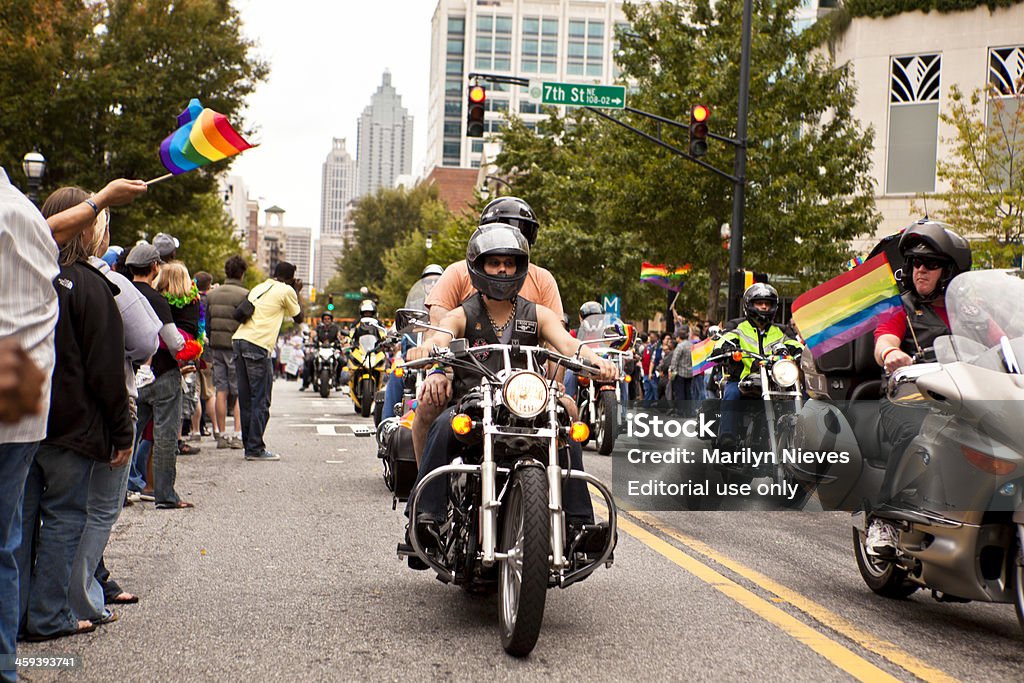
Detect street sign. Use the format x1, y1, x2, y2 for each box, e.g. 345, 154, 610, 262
533, 81, 626, 109
602, 294, 621, 316
343, 292, 363, 301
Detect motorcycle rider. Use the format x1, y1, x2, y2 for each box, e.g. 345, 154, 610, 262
714, 283, 803, 450
415, 196, 564, 464
563, 300, 604, 401
866, 220, 972, 555
381, 264, 444, 420
405, 224, 616, 564
301, 312, 342, 390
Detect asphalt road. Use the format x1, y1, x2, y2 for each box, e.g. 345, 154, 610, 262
16, 379, 1024, 681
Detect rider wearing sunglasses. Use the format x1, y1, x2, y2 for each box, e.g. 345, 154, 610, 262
867, 220, 972, 555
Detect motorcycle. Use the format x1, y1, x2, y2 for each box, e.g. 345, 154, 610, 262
397, 332, 617, 657
700, 345, 803, 489
791, 270, 1024, 630
573, 313, 631, 455
347, 320, 389, 418
310, 342, 343, 399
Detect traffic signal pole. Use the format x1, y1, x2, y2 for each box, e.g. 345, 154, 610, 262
727, 0, 753, 321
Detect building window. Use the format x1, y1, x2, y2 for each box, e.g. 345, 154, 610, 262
987, 46, 1024, 187
886, 54, 941, 194
444, 121, 461, 137
567, 19, 604, 78
444, 99, 462, 116
475, 14, 513, 71
447, 39, 464, 55
448, 17, 465, 35
486, 98, 508, 113
445, 79, 462, 97
520, 100, 539, 114
521, 16, 558, 74
471, 140, 484, 153
446, 58, 463, 75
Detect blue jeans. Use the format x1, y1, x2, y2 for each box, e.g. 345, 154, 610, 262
719, 381, 742, 439
69, 450, 132, 621
127, 438, 151, 493
408, 407, 594, 523
17, 444, 92, 637
563, 369, 578, 401
234, 339, 273, 456
381, 372, 404, 420
0, 442, 37, 681
642, 376, 659, 407
136, 368, 183, 506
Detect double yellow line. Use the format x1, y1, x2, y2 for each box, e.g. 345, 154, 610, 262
594, 502, 958, 683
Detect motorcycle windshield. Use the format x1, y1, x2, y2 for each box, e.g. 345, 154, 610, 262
576, 313, 622, 343
358, 334, 377, 352
403, 275, 440, 312
938, 270, 1024, 372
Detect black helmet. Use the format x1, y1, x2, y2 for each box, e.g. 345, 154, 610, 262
897, 220, 971, 297
421, 263, 444, 278
579, 301, 602, 320
321, 311, 334, 321
465, 223, 530, 301
479, 196, 540, 246
742, 283, 779, 327
359, 299, 377, 317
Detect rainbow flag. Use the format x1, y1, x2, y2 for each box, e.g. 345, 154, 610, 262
791, 253, 902, 359
640, 262, 691, 292
159, 98, 253, 175
690, 337, 716, 374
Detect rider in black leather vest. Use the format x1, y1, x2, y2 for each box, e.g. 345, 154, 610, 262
452, 293, 538, 398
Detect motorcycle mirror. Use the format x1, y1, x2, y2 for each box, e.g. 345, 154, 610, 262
411, 320, 455, 340
395, 308, 428, 331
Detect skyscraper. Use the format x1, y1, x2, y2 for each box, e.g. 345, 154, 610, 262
425, 0, 630, 171
357, 71, 414, 198
320, 138, 358, 239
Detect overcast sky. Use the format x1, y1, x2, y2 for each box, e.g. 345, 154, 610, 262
230, 0, 435, 233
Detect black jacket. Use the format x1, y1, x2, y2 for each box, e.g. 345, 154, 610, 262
45, 261, 133, 461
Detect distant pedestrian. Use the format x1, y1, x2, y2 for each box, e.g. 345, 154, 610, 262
232, 261, 303, 461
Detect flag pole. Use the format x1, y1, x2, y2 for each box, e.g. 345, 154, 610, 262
145, 172, 174, 185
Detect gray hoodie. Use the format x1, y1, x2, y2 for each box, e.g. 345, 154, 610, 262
89, 256, 162, 397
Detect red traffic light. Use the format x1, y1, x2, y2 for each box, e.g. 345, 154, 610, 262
691, 104, 709, 123
469, 85, 486, 104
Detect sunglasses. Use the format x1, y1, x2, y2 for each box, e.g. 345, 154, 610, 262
909, 257, 944, 271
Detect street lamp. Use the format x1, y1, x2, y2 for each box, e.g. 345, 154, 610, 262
481, 175, 512, 200
22, 151, 46, 204
425, 231, 434, 250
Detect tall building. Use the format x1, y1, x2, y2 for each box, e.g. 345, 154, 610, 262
357, 71, 414, 198
320, 138, 358, 238
425, 0, 630, 171
313, 236, 346, 293
259, 206, 312, 298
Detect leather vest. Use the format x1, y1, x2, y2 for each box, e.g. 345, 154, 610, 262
898, 292, 949, 358
453, 294, 539, 398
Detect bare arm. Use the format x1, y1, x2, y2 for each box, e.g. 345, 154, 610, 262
429, 304, 451, 326
407, 308, 466, 361
537, 306, 616, 380
46, 179, 147, 245
875, 333, 912, 374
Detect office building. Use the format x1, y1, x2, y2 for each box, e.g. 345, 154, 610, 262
320, 138, 358, 239
357, 71, 414, 198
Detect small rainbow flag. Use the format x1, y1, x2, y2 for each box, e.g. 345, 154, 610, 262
690, 337, 716, 374
844, 256, 864, 271
791, 253, 902, 359
159, 98, 253, 175
640, 262, 691, 292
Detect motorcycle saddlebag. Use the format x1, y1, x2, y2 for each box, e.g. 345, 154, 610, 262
387, 426, 418, 501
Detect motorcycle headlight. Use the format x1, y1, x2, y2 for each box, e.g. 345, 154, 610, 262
502, 371, 549, 419
771, 358, 800, 388
319, 348, 333, 359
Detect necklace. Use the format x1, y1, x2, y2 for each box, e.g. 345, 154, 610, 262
485, 297, 517, 334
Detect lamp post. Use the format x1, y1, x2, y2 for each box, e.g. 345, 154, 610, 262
22, 151, 46, 205
480, 175, 512, 200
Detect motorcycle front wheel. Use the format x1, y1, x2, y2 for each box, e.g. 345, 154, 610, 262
852, 527, 918, 599
498, 466, 550, 657
595, 391, 617, 455
319, 369, 331, 399
359, 377, 375, 418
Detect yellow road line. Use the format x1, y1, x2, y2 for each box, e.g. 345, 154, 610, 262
626, 509, 959, 683
593, 497, 958, 683
596, 505, 900, 683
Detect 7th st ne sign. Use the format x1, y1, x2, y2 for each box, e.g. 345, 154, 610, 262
537, 81, 626, 109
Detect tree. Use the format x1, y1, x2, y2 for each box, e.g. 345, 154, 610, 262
935, 85, 1024, 268
494, 0, 879, 320
0, 0, 267, 261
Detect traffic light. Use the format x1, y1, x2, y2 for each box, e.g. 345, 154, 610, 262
310, 287, 317, 303
689, 104, 709, 157
467, 85, 486, 138
327, 294, 335, 311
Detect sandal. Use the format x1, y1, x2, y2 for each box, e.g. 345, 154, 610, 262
155, 500, 195, 509
107, 592, 139, 605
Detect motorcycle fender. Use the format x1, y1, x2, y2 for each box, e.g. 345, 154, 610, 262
596, 384, 617, 393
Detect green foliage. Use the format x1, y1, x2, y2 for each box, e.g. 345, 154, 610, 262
844, 0, 1020, 19
494, 0, 878, 320
933, 86, 1024, 268
0, 0, 267, 263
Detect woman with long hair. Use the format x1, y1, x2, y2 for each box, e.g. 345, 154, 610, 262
154, 261, 203, 456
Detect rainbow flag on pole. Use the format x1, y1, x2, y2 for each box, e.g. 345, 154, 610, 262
159, 98, 253, 175
640, 262, 691, 292
690, 337, 717, 374
791, 253, 902, 359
